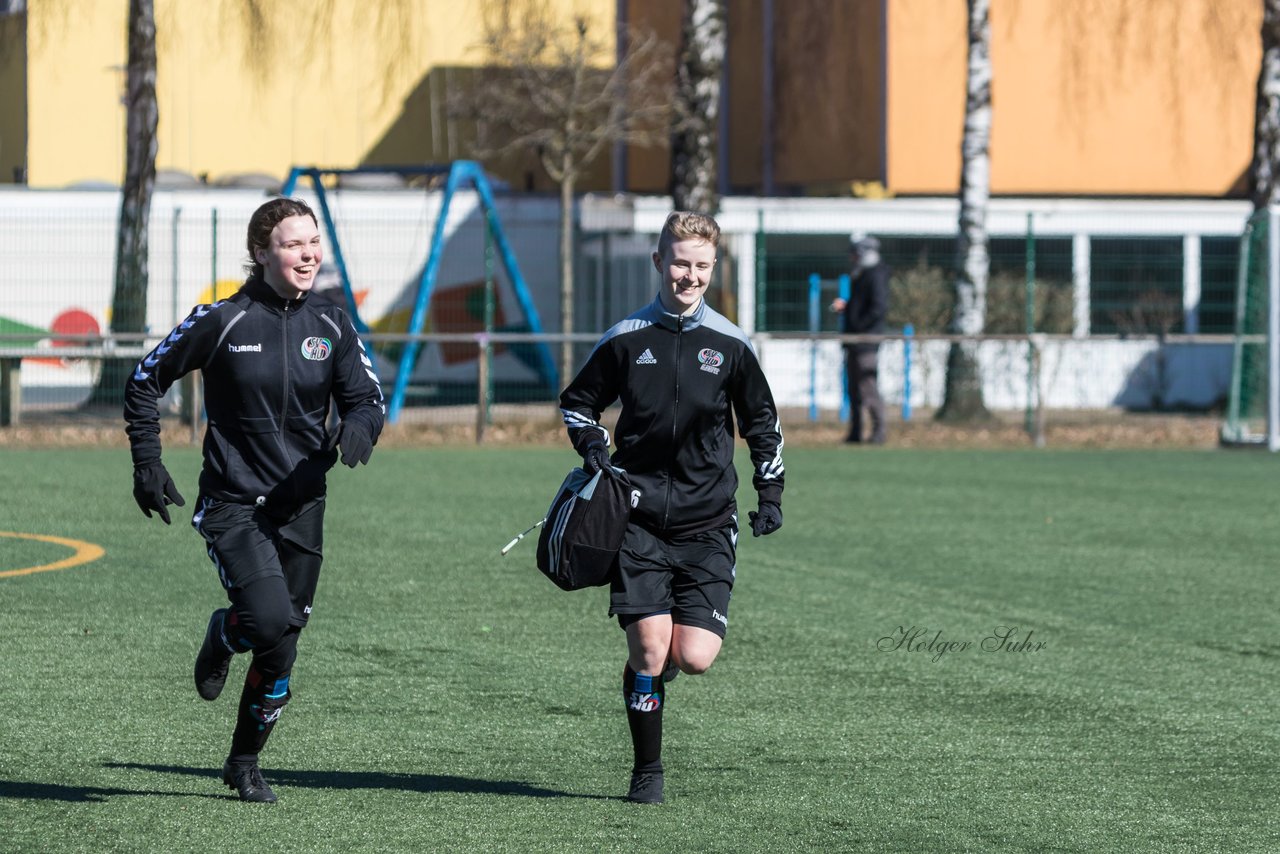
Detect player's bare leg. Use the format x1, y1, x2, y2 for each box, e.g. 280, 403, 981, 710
669, 624, 722, 675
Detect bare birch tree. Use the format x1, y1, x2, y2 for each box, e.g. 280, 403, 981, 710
1252, 0, 1280, 211
937, 0, 993, 422
90, 0, 156, 405
670, 0, 725, 214
464, 0, 676, 383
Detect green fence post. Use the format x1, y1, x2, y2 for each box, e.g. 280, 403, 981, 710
211, 208, 218, 295
171, 206, 182, 329
1025, 212, 1037, 437
478, 220, 496, 443
755, 209, 766, 332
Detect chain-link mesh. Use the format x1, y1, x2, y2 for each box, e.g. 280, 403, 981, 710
0, 193, 1251, 442
1222, 210, 1270, 443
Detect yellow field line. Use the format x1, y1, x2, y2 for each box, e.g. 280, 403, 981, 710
0, 531, 106, 578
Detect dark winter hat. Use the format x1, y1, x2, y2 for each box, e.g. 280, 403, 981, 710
849, 232, 880, 253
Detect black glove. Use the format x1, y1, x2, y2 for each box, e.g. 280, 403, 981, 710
748, 502, 783, 537
132, 461, 185, 525
581, 441, 610, 475
329, 420, 374, 468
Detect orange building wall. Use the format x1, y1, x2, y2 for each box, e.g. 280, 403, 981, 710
887, 0, 1261, 197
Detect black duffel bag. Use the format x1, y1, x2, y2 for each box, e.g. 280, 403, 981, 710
535, 466, 633, 591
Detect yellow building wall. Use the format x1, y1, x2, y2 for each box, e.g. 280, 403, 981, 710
887, 0, 1261, 197
19, 0, 1267, 198
26, 1, 125, 186
24, 0, 617, 189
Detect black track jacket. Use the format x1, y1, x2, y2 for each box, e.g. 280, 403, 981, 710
124, 278, 385, 512
560, 296, 784, 538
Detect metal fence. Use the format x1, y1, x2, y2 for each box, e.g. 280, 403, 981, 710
0, 189, 1254, 440
0, 329, 1234, 450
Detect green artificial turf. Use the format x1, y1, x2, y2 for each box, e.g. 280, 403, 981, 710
1, 446, 1278, 852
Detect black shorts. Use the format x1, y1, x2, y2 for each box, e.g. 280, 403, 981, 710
192, 496, 326, 627
609, 518, 738, 638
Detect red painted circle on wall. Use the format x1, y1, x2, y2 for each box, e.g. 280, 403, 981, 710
50, 309, 100, 346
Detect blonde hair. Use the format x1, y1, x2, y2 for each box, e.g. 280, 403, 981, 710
657, 211, 721, 256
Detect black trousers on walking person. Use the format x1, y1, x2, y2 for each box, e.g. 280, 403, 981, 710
193, 496, 326, 762
845, 345, 885, 444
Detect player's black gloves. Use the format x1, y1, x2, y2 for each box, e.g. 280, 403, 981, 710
133, 461, 185, 525
748, 501, 783, 537
330, 420, 374, 468
581, 441, 610, 475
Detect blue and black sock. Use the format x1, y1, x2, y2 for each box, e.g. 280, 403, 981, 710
623, 664, 664, 774
229, 666, 291, 763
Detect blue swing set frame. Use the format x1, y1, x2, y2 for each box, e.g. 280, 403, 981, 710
281, 161, 559, 423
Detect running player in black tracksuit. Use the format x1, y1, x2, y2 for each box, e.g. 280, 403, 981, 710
560, 211, 785, 804
124, 198, 385, 803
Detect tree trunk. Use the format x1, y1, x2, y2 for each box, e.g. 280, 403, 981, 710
559, 164, 576, 387
91, 0, 158, 406
938, 0, 993, 423
670, 0, 725, 214
1251, 0, 1280, 211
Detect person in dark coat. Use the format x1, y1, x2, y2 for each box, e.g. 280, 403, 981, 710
830, 233, 889, 444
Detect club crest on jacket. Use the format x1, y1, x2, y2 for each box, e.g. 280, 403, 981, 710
698, 348, 723, 374
301, 337, 332, 361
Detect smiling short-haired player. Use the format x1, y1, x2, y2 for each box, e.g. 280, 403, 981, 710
124, 197, 385, 803
559, 210, 785, 804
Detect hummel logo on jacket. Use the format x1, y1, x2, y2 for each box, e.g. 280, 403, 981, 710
124, 278, 385, 513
